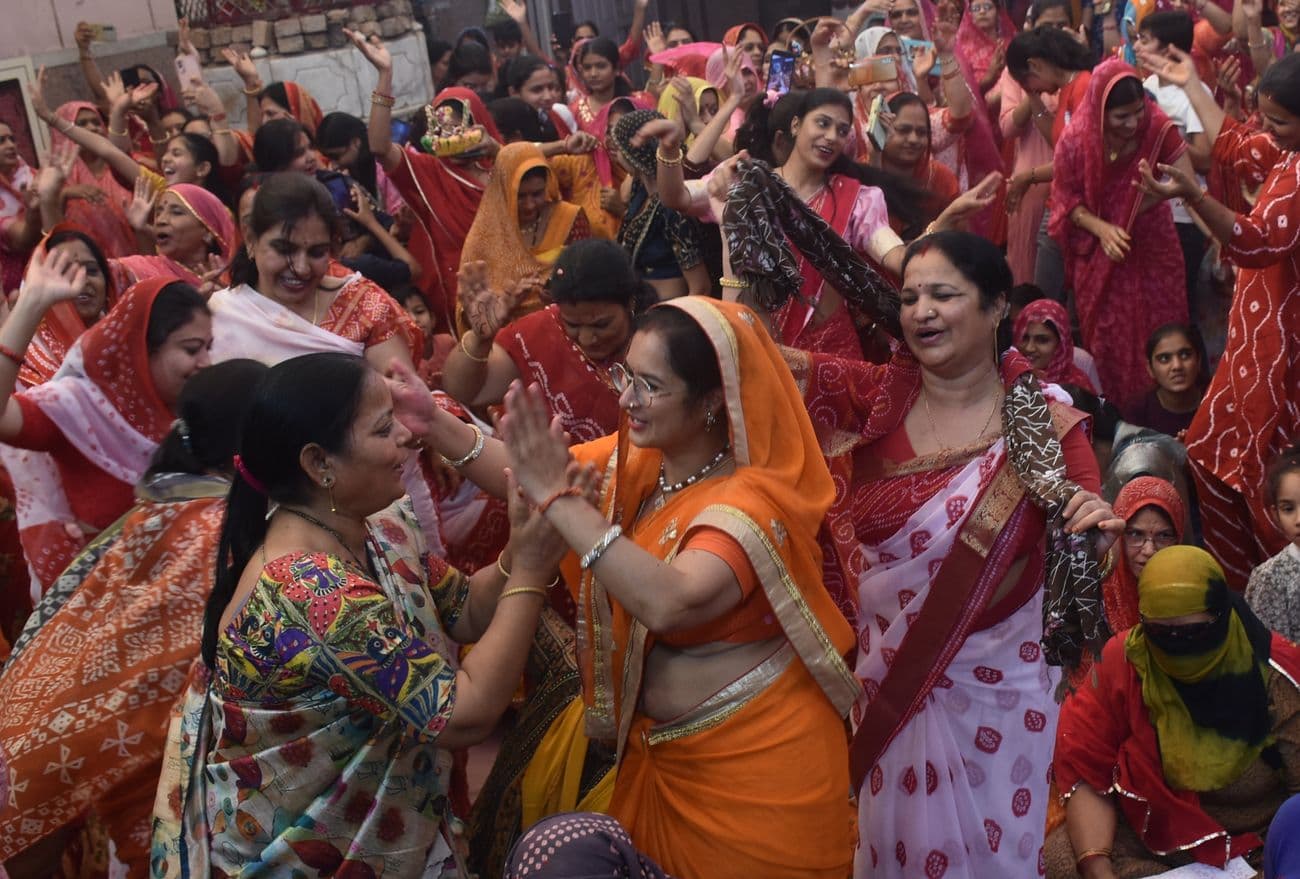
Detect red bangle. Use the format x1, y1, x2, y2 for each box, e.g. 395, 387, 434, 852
0, 343, 24, 365
538, 486, 582, 514
209, 112, 228, 122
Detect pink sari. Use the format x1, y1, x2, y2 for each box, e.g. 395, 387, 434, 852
1048, 60, 1188, 411
567, 40, 653, 186
51, 102, 136, 259
111, 183, 238, 288
0, 159, 34, 292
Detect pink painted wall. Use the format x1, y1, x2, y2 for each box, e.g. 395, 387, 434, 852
0, 0, 178, 58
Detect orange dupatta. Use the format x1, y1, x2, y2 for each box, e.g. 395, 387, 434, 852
458, 142, 582, 332
563, 297, 860, 754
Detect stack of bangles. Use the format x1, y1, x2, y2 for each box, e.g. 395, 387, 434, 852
1075, 848, 1110, 872
580, 525, 622, 570
371, 90, 396, 108
440, 424, 485, 468
656, 146, 683, 166
719, 277, 747, 289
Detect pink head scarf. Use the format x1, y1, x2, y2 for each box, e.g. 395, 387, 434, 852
166, 183, 239, 266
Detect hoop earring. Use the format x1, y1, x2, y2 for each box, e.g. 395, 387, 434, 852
705, 410, 717, 431
322, 474, 336, 513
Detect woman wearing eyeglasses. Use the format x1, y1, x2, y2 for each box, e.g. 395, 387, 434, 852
1047, 546, 1300, 878
419, 297, 858, 879
1102, 475, 1187, 637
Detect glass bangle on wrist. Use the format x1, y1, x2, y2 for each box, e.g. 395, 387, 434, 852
580, 525, 623, 570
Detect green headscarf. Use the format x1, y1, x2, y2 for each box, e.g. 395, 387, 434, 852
1124, 546, 1275, 792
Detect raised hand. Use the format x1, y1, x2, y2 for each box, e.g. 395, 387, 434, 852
1139, 44, 1198, 87
1214, 55, 1243, 102
387, 356, 438, 440
29, 66, 53, 123
644, 21, 667, 55
629, 114, 685, 152
18, 246, 87, 313
670, 77, 701, 131
183, 80, 225, 117
342, 183, 377, 227
102, 70, 128, 107
932, 16, 959, 53
706, 149, 751, 201
501, 0, 529, 25
724, 43, 747, 99
75, 21, 96, 52
500, 380, 574, 504
194, 253, 228, 299
220, 46, 261, 87
344, 28, 392, 72
177, 17, 199, 58
126, 174, 159, 232
129, 82, 160, 115
1241, 0, 1263, 21
35, 144, 77, 197
912, 44, 938, 78
810, 17, 839, 48
458, 260, 515, 342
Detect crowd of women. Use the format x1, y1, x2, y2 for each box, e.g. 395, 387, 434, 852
2, 0, 1300, 875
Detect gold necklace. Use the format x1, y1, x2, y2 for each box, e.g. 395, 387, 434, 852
922, 386, 1002, 451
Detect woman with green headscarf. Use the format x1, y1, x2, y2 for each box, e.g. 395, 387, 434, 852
1046, 546, 1300, 878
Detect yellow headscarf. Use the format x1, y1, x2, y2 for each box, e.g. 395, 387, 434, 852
655, 77, 718, 146
1124, 546, 1274, 792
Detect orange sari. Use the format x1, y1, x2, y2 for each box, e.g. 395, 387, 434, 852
563, 298, 860, 879
0, 476, 227, 872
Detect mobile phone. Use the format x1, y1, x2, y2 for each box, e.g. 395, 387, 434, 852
848, 54, 898, 87
900, 37, 941, 75
390, 117, 411, 146
767, 50, 796, 95
866, 94, 889, 151
317, 171, 353, 213
85, 23, 117, 42
550, 10, 574, 52
174, 52, 202, 89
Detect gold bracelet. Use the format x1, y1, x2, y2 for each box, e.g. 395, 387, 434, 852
655, 145, 684, 166
108, 126, 129, 138
719, 276, 747, 289
57, 118, 74, 134
1074, 847, 1112, 870
370, 90, 396, 108
496, 555, 511, 579
459, 331, 490, 362
242, 83, 264, 96
499, 585, 549, 600
149, 133, 170, 145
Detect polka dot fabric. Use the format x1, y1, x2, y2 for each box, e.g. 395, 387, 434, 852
506, 813, 674, 879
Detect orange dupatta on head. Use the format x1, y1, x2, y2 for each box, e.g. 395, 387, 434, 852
457, 142, 582, 331
564, 298, 860, 754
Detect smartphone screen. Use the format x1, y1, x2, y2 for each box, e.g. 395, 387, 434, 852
866, 95, 889, 151
550, 10, 574, 53
768, 50, 796, 95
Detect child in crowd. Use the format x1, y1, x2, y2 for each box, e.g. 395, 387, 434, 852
1123, 322, 1206, 438
1246, 447, 1300, 642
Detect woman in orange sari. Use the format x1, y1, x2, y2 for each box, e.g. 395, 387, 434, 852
0, 360, 266, 877
425, 297, 859, 878
457, 141, 590, 329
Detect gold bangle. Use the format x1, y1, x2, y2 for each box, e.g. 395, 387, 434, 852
440, 423, 485, 468
149, 133, 169, 145
719, 277, 747, 289
496, 555, 511, 579
1075, 847, 1112, 870
57, 118, 74, 134
108, 126, 129, 138
459, 331, 490, 362
499, 585, 549, 600
370, 90, 396, 108
655, 145, 684, 166
242, 83, 264, 96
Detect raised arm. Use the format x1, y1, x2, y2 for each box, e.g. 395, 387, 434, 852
74, 22, 111, 110
442, 261, 525, 407
220, 47, 265, 134
1138, 46, 1225, 144
0, 248, 87, 441
500, 0, 548, 62
30, 67, 143, 184
348, 29, 402, 172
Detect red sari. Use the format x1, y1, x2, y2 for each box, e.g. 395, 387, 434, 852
386, 88, 499, 333
1186, 117, 1300, 588
50, 103, 136, 259
1049, 60, 1188, 411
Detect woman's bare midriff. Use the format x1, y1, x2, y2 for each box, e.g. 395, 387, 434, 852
640, 635, 786, 722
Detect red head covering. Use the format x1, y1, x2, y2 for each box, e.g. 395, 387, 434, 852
48, 103, 138, 259
278, 81, 324, 136
166, 183, 239, 266
565, 45, 653, 185
723, 22, 769, 48
18, 224, 117, 387
78, 276, 185, 439
1012, 299, 1096, 391
1103, 476, 1187, 632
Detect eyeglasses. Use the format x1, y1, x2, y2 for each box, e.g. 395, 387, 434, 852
1140, 613, 1222, 642
610, 363, 676, 405
1123, 528, 1178, 550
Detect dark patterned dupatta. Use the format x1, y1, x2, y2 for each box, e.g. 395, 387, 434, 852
787, 347, 1106, 787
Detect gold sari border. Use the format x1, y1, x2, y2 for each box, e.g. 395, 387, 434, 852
645, 643, 795, 747
581, 447, 623, 742
690, 505, 862, 717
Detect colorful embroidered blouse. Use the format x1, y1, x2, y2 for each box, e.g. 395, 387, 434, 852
151, 506, 472, 879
